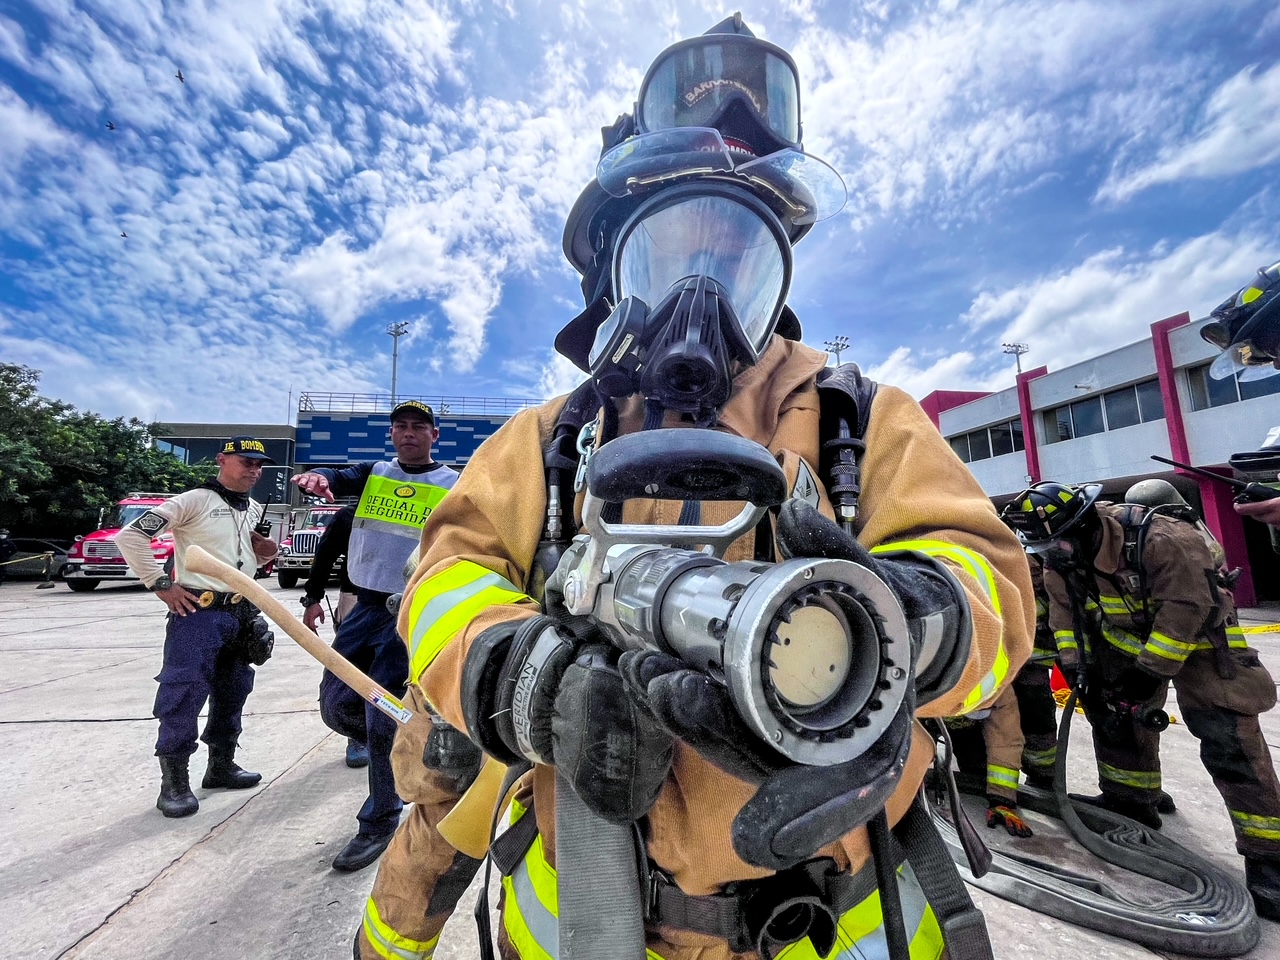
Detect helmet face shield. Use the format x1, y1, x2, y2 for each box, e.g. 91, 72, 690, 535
613, 186, 791, 357
638, 36, 800, 150
596, 127, 847, 227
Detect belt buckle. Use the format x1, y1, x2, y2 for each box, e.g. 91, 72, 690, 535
197, 591, 216, 609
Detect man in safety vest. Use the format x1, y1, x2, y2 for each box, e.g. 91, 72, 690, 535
1005, 480, 1280, 919
395, 16, 1033, 960
292, 400, 459, 872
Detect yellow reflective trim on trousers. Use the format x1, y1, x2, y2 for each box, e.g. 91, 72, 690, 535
1023, 745, 1057, 768
1230, 810, 1280, 841
988, 764, 1020, 792
362, 896, 440, 960
871, 540, 1008, 714
406, 560, 530, 683
1098, 761, 1161, 790
503, 816, 943, 960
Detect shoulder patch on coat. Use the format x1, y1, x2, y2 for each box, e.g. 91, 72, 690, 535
793, 459, 821, 509
133, 511, 168, 535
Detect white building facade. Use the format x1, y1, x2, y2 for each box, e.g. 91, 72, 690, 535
922, 313, 1280, 605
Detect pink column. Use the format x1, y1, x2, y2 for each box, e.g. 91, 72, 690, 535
1016, 366, 1047, 483
1148, 311, 1256, 606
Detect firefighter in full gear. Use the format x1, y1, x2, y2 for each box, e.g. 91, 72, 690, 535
1125, 478, 1229, 572
396, 16, 1033, 959
1005, 480, 1280, 920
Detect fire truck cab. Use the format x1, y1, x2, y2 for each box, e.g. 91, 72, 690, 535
275, 503, 344, 589
63, 493, 174, 592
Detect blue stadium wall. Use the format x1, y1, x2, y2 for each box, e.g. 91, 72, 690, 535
296, 411, 512, 468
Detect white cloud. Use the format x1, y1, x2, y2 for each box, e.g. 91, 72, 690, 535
1098, 62, 1280, 202
962, 228, 1280, 372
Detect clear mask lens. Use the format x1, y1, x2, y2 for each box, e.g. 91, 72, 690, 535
614, 193, 788, 354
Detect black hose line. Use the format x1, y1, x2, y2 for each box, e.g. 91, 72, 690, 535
929, 685, 1260, 957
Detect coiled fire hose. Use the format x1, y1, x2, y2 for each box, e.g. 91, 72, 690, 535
929, 684, 1260, 957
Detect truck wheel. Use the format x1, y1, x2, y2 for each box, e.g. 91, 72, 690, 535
67, 579, 100, 592
277, 571, 300, 589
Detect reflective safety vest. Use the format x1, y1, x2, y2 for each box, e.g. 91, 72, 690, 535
499, 801, 947, 960
348, 461, 458, 594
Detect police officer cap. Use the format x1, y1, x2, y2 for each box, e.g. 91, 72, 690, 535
389, 400, 436, 424
221, 436, 274, 463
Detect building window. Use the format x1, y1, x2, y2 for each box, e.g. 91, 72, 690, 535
947, 418, 1025, 463
1043, 378, 1165, 442
1187, 363, 1280, 410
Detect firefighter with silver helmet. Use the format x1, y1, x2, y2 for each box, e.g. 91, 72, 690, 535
1005, 480, 1280, 920
393, 15, 1032, 960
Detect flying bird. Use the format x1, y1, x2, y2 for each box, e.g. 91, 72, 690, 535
120, 231, 128, 238
105, 121, 116, 130
175, 69, 184, 83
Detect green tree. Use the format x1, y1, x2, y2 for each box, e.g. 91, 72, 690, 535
0, 364, 215, 538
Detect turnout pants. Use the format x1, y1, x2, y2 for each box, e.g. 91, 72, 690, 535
1084, 642, 1167, 804
1012, 664, 1058, 781
154, 608, 255, 758
320, 595, 409, 839
946, 686, 1025, 803
359, 686, 478, 960
1174, 648, 1280, 859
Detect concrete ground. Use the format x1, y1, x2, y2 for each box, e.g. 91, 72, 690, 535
2, 578, 1279, 960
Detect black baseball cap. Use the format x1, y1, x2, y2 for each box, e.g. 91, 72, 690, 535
390, 400, 436, 424
221, 436, 275, 463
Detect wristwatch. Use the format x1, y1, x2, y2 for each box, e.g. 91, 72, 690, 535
149, 575, 174, 592
301, 595, 323, 609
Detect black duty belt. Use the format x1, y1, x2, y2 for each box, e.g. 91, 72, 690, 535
355, 587, 393, 607
180, 586, 257, 614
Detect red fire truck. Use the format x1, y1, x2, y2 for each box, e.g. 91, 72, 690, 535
63, 493, 175, 592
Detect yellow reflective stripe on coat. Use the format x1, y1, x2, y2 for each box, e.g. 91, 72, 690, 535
1098, 761, 1161, 790
1102, 626, 1144, 657
407, 561, 530, 683
871, 539, 1008, 714
1054, 630, 1078, 652
987, 764, 1021, 793
501, 799, 944, 960
1143, 630, 1199, 663
362, 895, 439, 960
1227, 625, 1250, 648
1230, 810, 1280, 841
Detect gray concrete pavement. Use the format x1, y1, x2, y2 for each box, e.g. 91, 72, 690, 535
2, 578, 1280, 959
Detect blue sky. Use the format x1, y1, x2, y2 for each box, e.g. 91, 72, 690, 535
2, 0, 1279, 424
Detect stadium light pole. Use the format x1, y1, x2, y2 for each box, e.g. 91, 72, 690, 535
1002, 341, 1030, 375
387, 321, 410, 404
823, 335, 850, 366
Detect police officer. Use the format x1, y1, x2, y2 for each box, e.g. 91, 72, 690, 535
116, 436, 279, 818
291, 400, 459, 872
1005, 481, 1280, 919
395, 17, 1033, 959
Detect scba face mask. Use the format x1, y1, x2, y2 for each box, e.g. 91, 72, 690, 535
587, 184, 792, 421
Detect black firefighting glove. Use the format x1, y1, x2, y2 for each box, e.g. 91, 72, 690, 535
461, 615, 673, 825
422, 713, 484, 794
986, 801, 1034, 838
1111, 664, 1164, 706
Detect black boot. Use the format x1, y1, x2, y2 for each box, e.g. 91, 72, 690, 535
1073, 792, 1162, 829
157, 756, 199, 818
1246, 858, 1280, 922
202, 745, 262, 789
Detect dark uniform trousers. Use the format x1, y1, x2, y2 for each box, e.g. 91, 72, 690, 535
319, 593, 408, 840
154, 608, 256, 758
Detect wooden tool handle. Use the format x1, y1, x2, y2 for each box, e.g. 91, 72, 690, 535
183, 544, 413, 725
